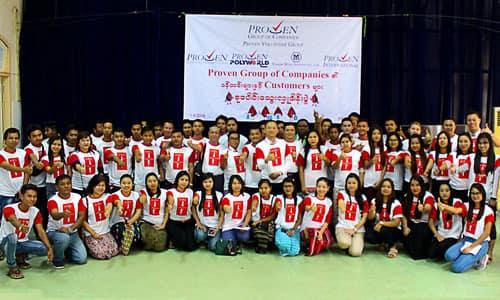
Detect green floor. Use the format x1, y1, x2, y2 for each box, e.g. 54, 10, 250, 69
1, 244, 499, 300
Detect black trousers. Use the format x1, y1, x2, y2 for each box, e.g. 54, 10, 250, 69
428, 237, 457, 259
404, 222, 432, 260
365, 226, 402, 248
166, 219, 197, 251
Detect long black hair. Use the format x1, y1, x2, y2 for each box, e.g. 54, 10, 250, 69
173, 170, 190, 189
456, 132, 473, 155
433, 131, 451, 164
228, 174, 245, 195
409, 134, 427, 176
385, 132, 402, 151
47, 134, 66, 166
474, 133, 495, 175
303, 129, 322, 169
368, 125, 386, 167
374, 178, 396, 214
198, 173, 219, 213
467, 183, 486, 222
344, 173, 364, 209
144, 172, 160, 198
86, 174, 108, 196
403, 175, 426, 219
436, 182, 454, 222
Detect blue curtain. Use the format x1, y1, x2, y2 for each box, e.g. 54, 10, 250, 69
20, 0, 500, 131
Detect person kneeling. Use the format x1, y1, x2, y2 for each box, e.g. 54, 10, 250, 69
0, 184, 54, 279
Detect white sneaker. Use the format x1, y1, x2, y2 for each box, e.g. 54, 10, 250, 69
476, 254, 489, 271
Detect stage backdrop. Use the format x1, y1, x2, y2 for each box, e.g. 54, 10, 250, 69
184, 15, 362, 123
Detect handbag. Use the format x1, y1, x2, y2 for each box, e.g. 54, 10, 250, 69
214, 239, 238, 256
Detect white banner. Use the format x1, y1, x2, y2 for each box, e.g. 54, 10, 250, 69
184, 15, 362, 123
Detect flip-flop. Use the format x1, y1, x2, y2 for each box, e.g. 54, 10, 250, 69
387, 248, 398, 258
7, 268, 24, 279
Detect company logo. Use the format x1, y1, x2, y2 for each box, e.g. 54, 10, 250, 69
323, 53, 360, 68
186, 50, 227, 62
248, 20, 298, 35
290, 52, 302, 63
229, 51, 270, 68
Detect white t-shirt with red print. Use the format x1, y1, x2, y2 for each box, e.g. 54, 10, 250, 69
328, 149, 363, 189
0, 203, 42, 243
336, 191, 369, 232
104, 146, 133, 187
461, 203, 495, 241
404, 153, 428, 183
429, 198, 464, 239
384, 150, 407, 191
284, 139, 303, 173
167, 188, 194, 222
297, 146, 328, 191
370, 198, 403, 225
201, 142, 227, 176
140, 188, 168, 226
428, 152, 453, 181
194, 190, 223, 228
255, 138, 293, 184
250, 193, 276, 222
0, 148, 29, 196
41, 154, 67, 184
107, 190, 143, 226
242, 143, 261, 189
406, 191, 435, 223
469, 155, 500, 200
274, 194, 304, 230
220, 193, 251, 231
131, 143, 160, 186
82, 194, 111, 236
163, 146, 195, 184
301, 195, 333, 230
67, 150, 102, 190
449, 153, 474, 191
361, 145, 384, 188
223, 146, 246, 191
47, 192, 85, 232
25, 143, 47, 187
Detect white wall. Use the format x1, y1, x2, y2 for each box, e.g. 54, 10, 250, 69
0, 0, 23, 141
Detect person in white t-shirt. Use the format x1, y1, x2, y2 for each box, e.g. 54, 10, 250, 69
81, 175, 119, 260
250, 179, 277, 254
192, 173, 223, 251
274, 178, 303, 257
0, 184, 53, 279
166, 171, 197, 251
428, 182, 464, 260
41, 135, 67, 199
445, 183, 494, 272
220, 175, 252, 244
46, 175, 86, 269
366, 178, 403, 258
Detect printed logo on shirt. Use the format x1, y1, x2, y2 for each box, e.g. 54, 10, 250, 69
465, 213, 478, 235
143, 150, 155, 168
441, 212, 452, 230
150, 198, 161, 216
176, 197, 189, 216
410, 201, 418, 219
84, 157, 96, 174
458, 157, 470, 179
8, 157, 22, 178
260, 203, 271, 218
232, 201, 244, 219
122, 200, 134, 218
437, 157, 449, 177
103, 146, 111, 164
203, 199, 215, 217
234, 156, 245, 173
116, 152, 128, 170
345, 201, 357, 221
62, 203, 76, 225
269, 148, 282, 166
16, 218, 29, 239
374, 153, 383, 171
311, 153, 322, 171
475, 163, 487, 184
252, 155, 259, 171
289, 145, 297, 163
312, 203, 326, 223
340, 156, 353, 171
173, 153, 185, 170
386, 155, 396, 172
285, 203, 296, 222
380, 205, 389, 221
93, 201, 106, 222
208, 149, 220, 166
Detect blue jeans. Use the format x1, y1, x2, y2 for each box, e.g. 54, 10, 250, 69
221, 229, 250, 243
445, 237, 489, 273
46, 183, 57, 199
0, 233, 48, 267
47, 231, 87, 264
194, 227, 221, 251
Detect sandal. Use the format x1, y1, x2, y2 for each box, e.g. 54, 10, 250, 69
16, 257, 31, 270
0, 252, 4, 261
7, 267, 24, 279
387, 247, 398, 258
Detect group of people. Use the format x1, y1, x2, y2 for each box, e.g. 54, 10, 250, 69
0, 111, 497, 279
